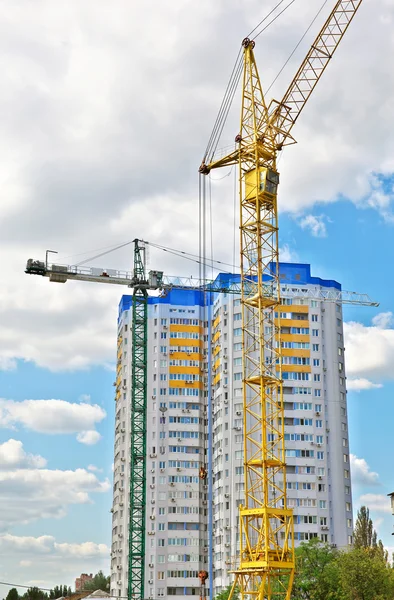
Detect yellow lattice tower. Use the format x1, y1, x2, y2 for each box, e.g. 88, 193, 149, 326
199, 3, 364, 598
233, 38, 294, 600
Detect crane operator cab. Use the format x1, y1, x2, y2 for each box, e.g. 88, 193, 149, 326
245, 167, 279, 211
25, 258, 46, 275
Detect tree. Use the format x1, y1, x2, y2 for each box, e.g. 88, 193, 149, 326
83, 571, 110, 593
353, 506, 377, 551
48, 584, 72, 599
22, 588, 48, 600
213, 584, 239, 600
291, 538, 341, 600
338, 548, 394, 600
353, 505, 389, 563
6, 589, 20, 600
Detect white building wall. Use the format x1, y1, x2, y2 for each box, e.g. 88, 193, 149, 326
111, 267, 353, 599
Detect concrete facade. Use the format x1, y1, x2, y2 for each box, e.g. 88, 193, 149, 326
110, 264, 353, 600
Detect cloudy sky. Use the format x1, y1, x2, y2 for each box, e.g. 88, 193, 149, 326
1, 0, 394, 592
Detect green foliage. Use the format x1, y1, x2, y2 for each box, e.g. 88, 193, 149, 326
5, 589, 20, 600
22, 588, 48, 600
291, 535, 394, 600
338, 548, 394, 600
213, 584, 239, 600
82, 571, 110, 592
48, 585, 70, 599
291, 538, 341, 600
353, 506, 377, 551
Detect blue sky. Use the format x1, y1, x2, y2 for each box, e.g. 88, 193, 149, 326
0, 0, 394, 593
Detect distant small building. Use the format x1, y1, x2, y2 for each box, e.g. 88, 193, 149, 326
75, 574, 93, 592
388, 492, 394, 515
388, 492, 394, 535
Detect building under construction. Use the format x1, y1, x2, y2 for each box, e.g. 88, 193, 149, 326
110, 263, 356, 599
25, 2, 373, 600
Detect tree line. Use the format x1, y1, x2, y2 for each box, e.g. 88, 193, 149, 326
4, 571, 110, 600
215, 506, 394, 600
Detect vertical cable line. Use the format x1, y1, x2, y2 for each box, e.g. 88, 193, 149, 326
199, 174, 214, 598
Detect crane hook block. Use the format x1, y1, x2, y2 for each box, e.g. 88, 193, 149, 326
198, 571, 208, 584
199, 466, 207, 480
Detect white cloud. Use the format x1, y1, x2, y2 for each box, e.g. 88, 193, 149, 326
54, 541, 109, 557
350, 454, 380, 487
87, 464, 103, 473
0, 439, 46, 468
358, 493, 392, 514
79, 394, 91, 403
0, 399, 105, 443
298, 214, 327, 237
346, 378, 383, 392
372, 311, 393, 329
77, 430, 102, 445
279, 244, 299, 263
0, 534, 109, 558
344, 313, 394, 382
20, 560, 32, 567
0, 1, 391, 372
0, 357, 17, 371
0, 534, 54, 554
0, 534, 110, 590
0, 439, 110, 529
0, 467, 110, 528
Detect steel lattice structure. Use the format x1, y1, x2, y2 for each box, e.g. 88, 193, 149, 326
128, 242, 148, 600
199, 2, 364, 599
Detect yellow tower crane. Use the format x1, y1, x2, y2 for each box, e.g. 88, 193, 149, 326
199, 2, 364, 599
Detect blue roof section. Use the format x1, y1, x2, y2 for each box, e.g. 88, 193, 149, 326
118, 263, 341, 319
273, 263, 341, 290
118, 295, 133, 320
148, 289, 206, 307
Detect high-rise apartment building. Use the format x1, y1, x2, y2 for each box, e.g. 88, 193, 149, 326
111, 263, 353, 599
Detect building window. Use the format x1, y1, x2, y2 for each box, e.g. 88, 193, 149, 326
312, 329, 319, 337
311, 315, 318, 322
312, 343, 319, 351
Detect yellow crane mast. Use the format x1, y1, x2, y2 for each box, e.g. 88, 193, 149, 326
199, 2, 363, 599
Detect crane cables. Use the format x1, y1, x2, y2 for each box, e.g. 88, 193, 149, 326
202, 0, 298, 166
